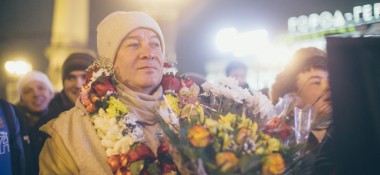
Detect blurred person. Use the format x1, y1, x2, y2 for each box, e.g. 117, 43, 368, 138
0, 98, 26, 175
182, 72, 206, 87
47, 52, 95, 117
259, 87, 269, 98
39, 11, 181, 174
16, 71, 54, 175
270, 47, 331, 123
225, 60, 250, 89
270, 47, 334, 174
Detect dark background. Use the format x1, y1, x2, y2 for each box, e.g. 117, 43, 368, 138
1, 0, 378, 98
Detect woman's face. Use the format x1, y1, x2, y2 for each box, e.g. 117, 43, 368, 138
113, 28, 164, 94
296, 68, 331, 114
21, 80, 53, 112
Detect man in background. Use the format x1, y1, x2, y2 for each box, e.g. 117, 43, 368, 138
47, 52, 95, 117
34, 53, 95, 169
225, 60, 250, 89
16, 71, 54, 175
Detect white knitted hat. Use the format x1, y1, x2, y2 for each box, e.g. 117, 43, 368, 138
17, 71, 54, 97
97, 11, 165, 63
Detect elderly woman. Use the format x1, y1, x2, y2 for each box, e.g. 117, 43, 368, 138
39, 12, 178, 175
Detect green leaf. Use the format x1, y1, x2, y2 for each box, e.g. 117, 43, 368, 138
239, 154, 263, 174
146, 162, 160, 175
156, 115, 180, 144
129, 160, 144, 175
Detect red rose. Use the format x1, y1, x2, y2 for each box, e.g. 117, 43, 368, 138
264, 117, 291, 140
160, 162, 178, 174
92, 76, 115, 97
164, 62, 172, 68
127, 143, 156, 163
265, 117, 281, 130
161, 75, 181, 93
85, 66, 99, 84
157, 140, 171, 156
182, 77, 194, 88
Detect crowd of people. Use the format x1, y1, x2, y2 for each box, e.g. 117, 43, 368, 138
0, 11, 336, 175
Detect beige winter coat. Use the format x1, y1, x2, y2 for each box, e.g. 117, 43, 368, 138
39, 101, 112, 175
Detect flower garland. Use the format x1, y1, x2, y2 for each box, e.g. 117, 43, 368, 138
80, 58, 180, 175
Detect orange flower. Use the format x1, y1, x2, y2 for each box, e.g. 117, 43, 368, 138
107, 155, 121, 173
262, 153, 286, 175
236, 127, 253, 144
188, 125, 211, 147
215, 152, 239, 172
80, 92, 97, 113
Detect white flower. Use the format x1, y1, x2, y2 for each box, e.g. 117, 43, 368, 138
220, 77, 240, 89
163, 67, 178, 75
201, 82, 213, 95
113, 136, 133, 154
131, 126, 144, 141
158, 104, 179, 127
247, 91, 275, 119
101, 138, 115, 148
105, 148, 116, 157
88, 68, 111, 87
105, 126, 123, 141
93, 116, 117, 135
123, 114, 145, 141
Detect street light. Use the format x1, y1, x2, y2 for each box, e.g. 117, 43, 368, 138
215, 28, 269, 57
4, 60, 32, 77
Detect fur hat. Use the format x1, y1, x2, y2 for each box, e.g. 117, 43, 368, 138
62, 52, 95, 80
17, 71, 54, 97
97, 11, 165, 63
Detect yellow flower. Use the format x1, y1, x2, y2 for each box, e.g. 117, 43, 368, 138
222, 133, 232, 150
219, 113, 237, 126
252, 122, 258, 134
215, 152, 239, 172
205, 118, 218, 134
106, 96, 128, 117
262, 153, 286, 175
188, 125, 211, 147
164, 94, 181, 116
266, 138, 281, 153
256, 147, 265, 154
262, 133, 271, 140
217, 113, 236, 132
238, 114, 252, 129
180, 104, 204, 119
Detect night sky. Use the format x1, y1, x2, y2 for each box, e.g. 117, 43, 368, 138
0, 0, 378, 97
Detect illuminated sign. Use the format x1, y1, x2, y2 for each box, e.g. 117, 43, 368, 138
288, 3, 380, 34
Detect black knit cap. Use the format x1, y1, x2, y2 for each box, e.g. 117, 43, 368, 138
62, 53, 95, 80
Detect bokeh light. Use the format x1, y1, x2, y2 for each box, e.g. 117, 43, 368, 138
5, 60, 32, 77
215, 28, 269, 57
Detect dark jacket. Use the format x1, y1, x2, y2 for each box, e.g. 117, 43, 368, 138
298, 126, 334, 175
16, 104, 49, 175
43, 90, 74, 124
0, 98, 26, 175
